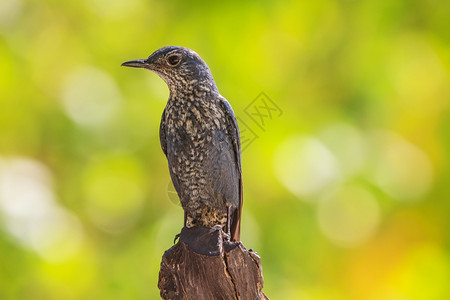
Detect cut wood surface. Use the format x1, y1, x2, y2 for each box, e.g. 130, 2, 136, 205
158, 226, 268, 300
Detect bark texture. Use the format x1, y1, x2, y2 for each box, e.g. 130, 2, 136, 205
158, 226, 268, 300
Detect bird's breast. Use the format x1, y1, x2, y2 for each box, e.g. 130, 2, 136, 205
164, 99, 228, 163
166, 98, 225, 135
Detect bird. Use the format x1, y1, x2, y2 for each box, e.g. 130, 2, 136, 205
122, 46, 242, 242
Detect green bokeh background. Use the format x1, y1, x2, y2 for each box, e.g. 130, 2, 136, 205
1, 0, 449, 299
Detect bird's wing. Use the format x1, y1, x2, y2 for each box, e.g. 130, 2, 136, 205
218, 96, 243, 242
160, 106, 183, 224
159, 107, 168, 156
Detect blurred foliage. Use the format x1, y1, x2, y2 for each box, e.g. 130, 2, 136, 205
1, 0, 450, 299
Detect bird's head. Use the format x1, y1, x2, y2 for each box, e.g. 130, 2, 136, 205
122, 46, 217, 94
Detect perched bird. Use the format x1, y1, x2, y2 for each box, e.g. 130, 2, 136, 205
122, 46, 242, 241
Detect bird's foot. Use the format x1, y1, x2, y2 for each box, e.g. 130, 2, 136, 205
173, 232, 181, 244
209, 224, 222, 233
209, 225, 230, 241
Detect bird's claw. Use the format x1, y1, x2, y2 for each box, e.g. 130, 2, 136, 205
173, 233, 181, 244
209, 225, 231, 241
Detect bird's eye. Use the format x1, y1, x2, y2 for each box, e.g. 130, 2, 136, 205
167, 54, 181, 67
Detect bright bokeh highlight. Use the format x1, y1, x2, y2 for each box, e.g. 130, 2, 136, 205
1, 0, 449, 299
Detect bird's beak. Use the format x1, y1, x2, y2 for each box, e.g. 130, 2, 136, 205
121, 59, 148, 68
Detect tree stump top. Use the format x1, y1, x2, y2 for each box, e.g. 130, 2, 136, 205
158, 226, 268, 300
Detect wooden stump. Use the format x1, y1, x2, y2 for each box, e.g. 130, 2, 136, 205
158, 226, 268, 300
